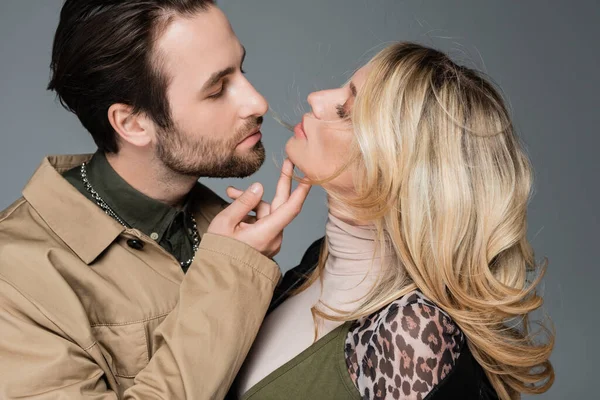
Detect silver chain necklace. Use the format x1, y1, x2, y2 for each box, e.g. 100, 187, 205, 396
80, 162, 200, 270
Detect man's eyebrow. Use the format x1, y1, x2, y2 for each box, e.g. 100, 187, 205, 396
201, 46, 247, 92
201, 67, 234, 92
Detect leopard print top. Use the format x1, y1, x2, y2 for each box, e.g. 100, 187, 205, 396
345, 291, 465, 400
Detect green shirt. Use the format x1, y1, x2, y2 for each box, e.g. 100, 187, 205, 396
63, 152, 196, 272
239, 321, 359, 400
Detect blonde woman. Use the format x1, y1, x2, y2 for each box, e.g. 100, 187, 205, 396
232, 42, 554, 400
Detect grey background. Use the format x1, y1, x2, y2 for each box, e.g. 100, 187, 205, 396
0, 1, 597, 398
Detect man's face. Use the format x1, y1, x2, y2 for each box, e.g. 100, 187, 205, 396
153, 6, 268, 178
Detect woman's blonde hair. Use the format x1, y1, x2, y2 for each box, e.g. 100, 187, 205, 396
298, 42, 554, 399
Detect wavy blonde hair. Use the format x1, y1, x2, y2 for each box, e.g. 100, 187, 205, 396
297, 42, 554, 399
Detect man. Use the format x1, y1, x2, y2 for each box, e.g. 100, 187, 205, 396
0, 1, 309, 398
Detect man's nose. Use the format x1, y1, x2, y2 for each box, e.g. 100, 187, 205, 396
240, 80, 269, 119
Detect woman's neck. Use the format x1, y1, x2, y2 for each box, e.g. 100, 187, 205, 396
324, 213, 391, 277
327, 196, 368, 227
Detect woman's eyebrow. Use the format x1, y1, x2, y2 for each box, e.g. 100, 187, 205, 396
349, 82, 357, 97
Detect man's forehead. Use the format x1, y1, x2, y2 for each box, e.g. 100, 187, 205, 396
155, 7, 238, 72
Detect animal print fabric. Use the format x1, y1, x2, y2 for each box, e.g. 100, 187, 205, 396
345, 291, 465, 399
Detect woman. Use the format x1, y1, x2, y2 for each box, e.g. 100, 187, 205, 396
232, 42, 554, 399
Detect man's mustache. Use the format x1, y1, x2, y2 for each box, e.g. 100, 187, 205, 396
236, 116, 263, 141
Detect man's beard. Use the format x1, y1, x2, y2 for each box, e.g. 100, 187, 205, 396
155, 117, 265, 178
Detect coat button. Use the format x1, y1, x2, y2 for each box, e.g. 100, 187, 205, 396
127, 239, 144, 250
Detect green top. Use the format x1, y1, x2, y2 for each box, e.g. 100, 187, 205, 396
240, 321, 361, 400
63, 152, 196, 272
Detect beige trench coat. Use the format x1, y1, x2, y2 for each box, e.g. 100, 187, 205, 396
0, 154, 280, 399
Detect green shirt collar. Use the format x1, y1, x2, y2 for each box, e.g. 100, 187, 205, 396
83, 152, 192, 242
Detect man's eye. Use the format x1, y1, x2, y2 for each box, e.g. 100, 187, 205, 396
208, 83, 225, 99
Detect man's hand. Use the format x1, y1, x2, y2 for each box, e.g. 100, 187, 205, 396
207, 159, 310, 258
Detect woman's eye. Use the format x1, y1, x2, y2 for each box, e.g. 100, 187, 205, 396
336, 104, 348, 119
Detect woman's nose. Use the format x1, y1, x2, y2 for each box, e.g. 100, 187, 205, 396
307, 88, 346, 120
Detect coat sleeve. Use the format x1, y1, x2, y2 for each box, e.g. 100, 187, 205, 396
0, 233, 280, 400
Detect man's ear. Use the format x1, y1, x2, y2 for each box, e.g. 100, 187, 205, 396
107, 103, 154, 147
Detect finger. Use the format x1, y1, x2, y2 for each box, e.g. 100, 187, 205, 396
228, 191, 270, 220
271, 159, 295, 211
226, 186, 243, 199
255, 181, 311, 235
286, 180, 312, 207
218, 183, 264, 227
255, 201, 271, 219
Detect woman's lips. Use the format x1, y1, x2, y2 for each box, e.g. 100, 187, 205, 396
293, 119, 307, 139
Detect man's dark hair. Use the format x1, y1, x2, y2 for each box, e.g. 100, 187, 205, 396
48, 0, 215, 153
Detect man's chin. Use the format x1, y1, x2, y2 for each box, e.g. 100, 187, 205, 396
207, 144, 265, 179
232, 150, 266, 177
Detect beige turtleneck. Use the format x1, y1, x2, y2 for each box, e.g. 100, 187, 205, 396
236, 213, 393, 396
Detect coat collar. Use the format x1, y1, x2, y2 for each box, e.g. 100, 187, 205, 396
22, 154, 125, 264
22, 153, 229, 265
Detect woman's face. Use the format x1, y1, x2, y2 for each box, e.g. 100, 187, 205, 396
285, 65, 371, 192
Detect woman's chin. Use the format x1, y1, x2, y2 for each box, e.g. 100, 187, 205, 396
283, 144, 307, 176
285, 139, 301, 165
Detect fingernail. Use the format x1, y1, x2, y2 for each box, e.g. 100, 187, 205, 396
250, 183, 261, 194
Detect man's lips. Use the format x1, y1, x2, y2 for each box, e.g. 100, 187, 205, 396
238, 127, 262, 147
